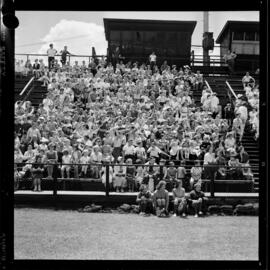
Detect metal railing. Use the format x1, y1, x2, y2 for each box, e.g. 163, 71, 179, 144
204, 80, 213, 94
19, 76, 35, 96
225, 80, 237, 99
15, 52, 225, 67
15, 161, 257, 198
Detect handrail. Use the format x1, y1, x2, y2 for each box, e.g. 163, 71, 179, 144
14, 162, 258, 169
14, 161, 257, 198
204, 80, 213, 94
15, 53, 106, 58
225, 80, 237, 99
19, 76, 35, 96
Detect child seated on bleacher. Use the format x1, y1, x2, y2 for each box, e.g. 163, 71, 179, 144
31, 155, 44, 192
172, 179, 187, 217
165, 161, 177, 191
190, 160, 203, 190
226, 150, 244, 180
135, 159, 145, 191
136, 184, 153, 216
80, 150, 90, 178
177, 160, 186, 183
61, 149, 72, 178
187, 183, 208, 217
113, 156, 126, 193
126, 158, 136, 192
241, 164, 254, 181
152, 180, 170, 217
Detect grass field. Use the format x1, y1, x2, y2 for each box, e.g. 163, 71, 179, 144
14, 208, 258, 260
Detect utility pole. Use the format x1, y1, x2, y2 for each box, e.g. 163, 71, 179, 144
203, 11, 210, 66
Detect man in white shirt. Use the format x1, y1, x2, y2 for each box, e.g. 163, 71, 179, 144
149, 52, 157, 71
47, 44, 57, 71
210, 93, 219, 115
239, 106, 248, 136
122, 138, 136, 162
135, 141, 147, 162
232, 113, 244, 142
242, 72, 255, 88
223, 50, 237, 74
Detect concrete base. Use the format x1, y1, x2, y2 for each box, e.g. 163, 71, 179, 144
14, 190, 259, 210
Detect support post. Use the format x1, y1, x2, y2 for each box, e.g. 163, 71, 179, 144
105, 164, 109, 197
52, 164, 58, 209
210, 172, 215, 198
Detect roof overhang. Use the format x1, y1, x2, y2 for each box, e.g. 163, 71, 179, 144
216, 21, 259, 44
103, 18, 197, 41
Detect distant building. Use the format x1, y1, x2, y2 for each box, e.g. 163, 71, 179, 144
216, 21, 259, 72
103, 18, 197, 67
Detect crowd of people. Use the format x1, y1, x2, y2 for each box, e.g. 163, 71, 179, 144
14, 45, 257, 195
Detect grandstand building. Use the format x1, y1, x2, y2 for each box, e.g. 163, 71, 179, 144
103, 18, 197, 67
216, 21, 259, 73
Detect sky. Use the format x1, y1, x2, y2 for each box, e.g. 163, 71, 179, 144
15, 11, 259, 63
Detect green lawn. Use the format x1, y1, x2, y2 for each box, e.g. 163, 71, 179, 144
14, 208, 258, 260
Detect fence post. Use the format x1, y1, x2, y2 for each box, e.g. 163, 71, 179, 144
52, 164, 58, 209
105, 164, 110, 197
209, 164, 217, 198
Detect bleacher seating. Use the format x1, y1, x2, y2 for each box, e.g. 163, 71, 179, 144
14, 63, 259, 194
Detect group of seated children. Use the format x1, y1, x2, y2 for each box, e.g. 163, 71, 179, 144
136, 179, 208, 218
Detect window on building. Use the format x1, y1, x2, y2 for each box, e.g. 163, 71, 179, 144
122, 31, 134, 41
110, 31, 121, 41
233, 31, 244, 40
166, 32, 177, 43
245, 31, 256, 41
136, 32, 142, 42
255, 32, 260, 41
144, 31, 156, 44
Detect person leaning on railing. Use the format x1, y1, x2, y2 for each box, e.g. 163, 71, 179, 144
31, 155, 44, 192
45, 143, 58, 179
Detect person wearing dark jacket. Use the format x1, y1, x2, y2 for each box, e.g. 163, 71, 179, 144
188, 183, 208, 217
136, 184, 153, 215
152, 180, 169, 217
31, 155, 44, 192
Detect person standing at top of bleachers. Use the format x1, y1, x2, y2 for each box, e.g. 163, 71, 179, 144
47, 44, 57, 71
223, 50, 237, 74
195, 70, 203, 90
149, 52, 157, 71
242, 72, 255, 88
59, 46, 72, 67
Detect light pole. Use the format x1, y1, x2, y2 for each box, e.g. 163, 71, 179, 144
203, 11, 210, 66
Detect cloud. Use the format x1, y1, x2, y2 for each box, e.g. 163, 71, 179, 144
37, 19, 107, 59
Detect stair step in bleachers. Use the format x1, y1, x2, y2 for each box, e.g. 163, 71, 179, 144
202, 74, 259, 193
